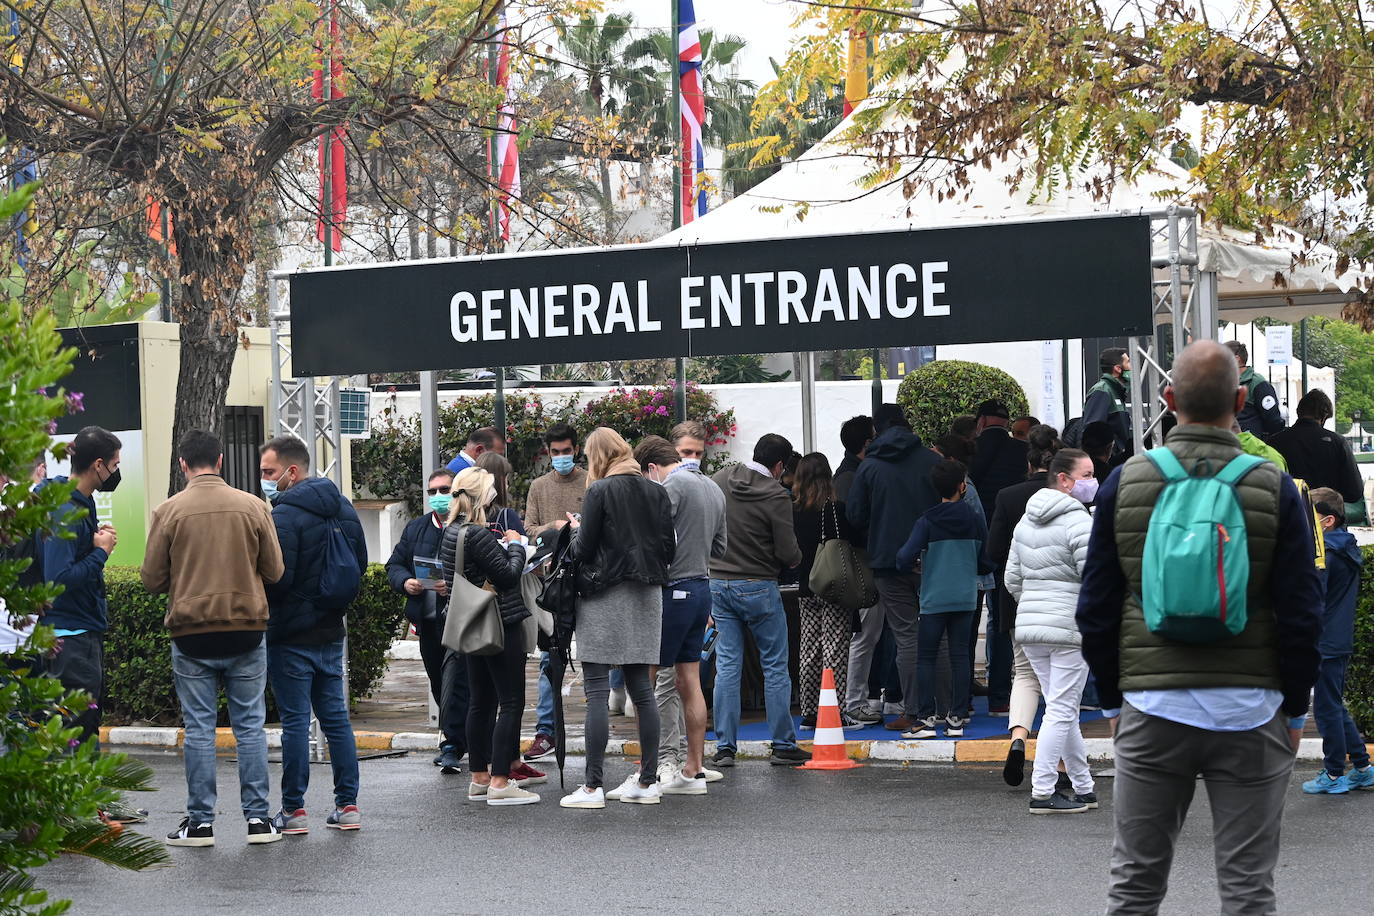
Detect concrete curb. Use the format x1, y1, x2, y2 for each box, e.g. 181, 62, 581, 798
98, 726, 1331, 763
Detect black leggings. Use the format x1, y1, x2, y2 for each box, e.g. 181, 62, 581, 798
583, 662, 658, 789
464, 622, 527, 778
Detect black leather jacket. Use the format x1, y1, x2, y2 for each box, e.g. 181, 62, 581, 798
570, 474, 676, 595
439, 521, 530, 626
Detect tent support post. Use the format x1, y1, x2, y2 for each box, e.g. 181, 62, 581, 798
1300, 318, 1308, 394
420, 370, 439, 485
675, 357, 687, 420
494, 370, 506, 442
800, 351, 816, 453
870, 348, 881, 415
1060, 340, 1071, 429
1128, 335, 1146, 455
1196, 270, 1219, 342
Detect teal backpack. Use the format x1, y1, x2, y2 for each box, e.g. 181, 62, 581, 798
1140, 448, 1266, 644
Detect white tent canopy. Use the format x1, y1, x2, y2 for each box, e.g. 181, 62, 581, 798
661, 107, 1370, 325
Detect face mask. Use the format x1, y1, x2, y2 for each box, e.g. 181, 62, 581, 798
429, 493, 452, 516
1120, 370, 1132, 383
260, 478, 279, 503
97, 465, 122, 493
551, 455, 575, 475
678, 458, 701, 473
1070, 477, 1100, 504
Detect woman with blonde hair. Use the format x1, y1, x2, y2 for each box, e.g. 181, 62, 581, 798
438, 468, 538, 806
560, 427, 677, 809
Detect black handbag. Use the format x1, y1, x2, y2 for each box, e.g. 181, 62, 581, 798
536, 525, 579, 649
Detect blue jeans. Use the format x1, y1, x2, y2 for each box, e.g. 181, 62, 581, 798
172, 642, 271, 823
710, 578, 797, 751
535, 652, 555, 737
268, 640, 359, 811
1314, 655, 1371, 777
917, 611, 972, 720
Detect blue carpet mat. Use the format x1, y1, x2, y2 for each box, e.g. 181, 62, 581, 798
712, 696, 1104, 742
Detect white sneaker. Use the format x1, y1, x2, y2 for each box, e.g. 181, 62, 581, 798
485, 783, 541, 806
560, 785, 606, 809
604, 773, 639, 801
661, 768, 707, 796
699, 767, 724, 783
466, 781, 488, 801
656, 761, 679, 784
608, 688, 628, 716
618, 780, 662, 805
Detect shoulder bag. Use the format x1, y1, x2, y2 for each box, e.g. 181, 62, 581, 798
440, 524, 505, 656
808, 501, 878, 612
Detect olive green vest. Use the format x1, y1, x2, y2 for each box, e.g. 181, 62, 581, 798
1113, 425, 1283, 691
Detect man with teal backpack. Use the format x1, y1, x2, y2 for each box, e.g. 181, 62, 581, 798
1076, 340, 1322, 916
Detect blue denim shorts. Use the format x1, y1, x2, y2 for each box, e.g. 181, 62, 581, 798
660, 578, 711, 666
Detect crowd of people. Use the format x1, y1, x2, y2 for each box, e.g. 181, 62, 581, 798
6, 336, 1371, 914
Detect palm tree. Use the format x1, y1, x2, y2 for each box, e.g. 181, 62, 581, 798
621, 30, 758, 198
553, 14, 641, 238
724, 58, 844, 196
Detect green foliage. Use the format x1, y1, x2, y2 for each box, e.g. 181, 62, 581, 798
352, 386, 739, 514
1347, 546, 1374, 734
1296, 318, 1374, 426
101, 565, 405, 725
689, 354, 790, 384
896, 360, 1029, 444
1, 185, 169, 912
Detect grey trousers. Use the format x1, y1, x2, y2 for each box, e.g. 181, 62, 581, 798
1108, 702, 1295, 916
656, 666, 686, 767
873, 575, 921, 718
844, 601, 884, 712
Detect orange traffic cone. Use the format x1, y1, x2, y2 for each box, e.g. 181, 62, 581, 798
801, 667, 862, 771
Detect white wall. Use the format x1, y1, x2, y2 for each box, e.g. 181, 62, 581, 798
936, 340, 1086, 430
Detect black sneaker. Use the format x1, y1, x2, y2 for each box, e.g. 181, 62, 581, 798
1073, 792, 1099, 810
432, 750, 444, 766
799, 714, 817, 730
166, 817, 215, 847
1028, 794, 1089, 814
438, 745, 463, 775
769, 745, 812, 766
1056, 771, 1073, 794
1003, 738, 1026, 787
246, 817, 284, 844
711, 747, 736, 768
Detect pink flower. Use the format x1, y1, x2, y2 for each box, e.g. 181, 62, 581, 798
656, 406, 668, 416
66, 392, 85, 413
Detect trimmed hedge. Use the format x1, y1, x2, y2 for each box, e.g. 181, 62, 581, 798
896, 360, 1030, 444
102, 565, 405, 726
1349, 546, 1374, 733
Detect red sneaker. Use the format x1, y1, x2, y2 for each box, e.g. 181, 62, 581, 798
510, 761, 548, 786
523, 734, 556, 761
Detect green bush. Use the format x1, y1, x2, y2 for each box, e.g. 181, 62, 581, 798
102, 565, 405, 725
896, 360, 1030, 443
1348, 546, 1374, 733
353, 384, 738, 514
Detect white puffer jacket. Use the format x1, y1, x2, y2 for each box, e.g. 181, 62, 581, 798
1005, 487, 1093, 648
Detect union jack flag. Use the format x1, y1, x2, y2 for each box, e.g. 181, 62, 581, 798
678, 0, 706, 222
493, 13, 520, 242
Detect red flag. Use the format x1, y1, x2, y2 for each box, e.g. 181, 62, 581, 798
313, 1, 346, 252
147, 198, 176, 255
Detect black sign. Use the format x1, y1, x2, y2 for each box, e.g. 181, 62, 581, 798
288, 215, 1152, 376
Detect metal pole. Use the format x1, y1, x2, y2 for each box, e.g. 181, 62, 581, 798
268, 281, 283, 432
494, 369, 506, 441
870, 348, 881, 415
800, 351, 816, 453
675, 358, 688, 421
321, 3, 333, 271
1128, 336, 1145, 455
1060, 340, 1072, 428
1300, 317, 1308, 394
671, 0, 687, 418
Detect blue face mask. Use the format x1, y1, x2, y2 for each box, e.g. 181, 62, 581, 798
429, 493, 452, 516
260, 478, 279, 503
678, 458, 701, 473
551, 455, 576, 475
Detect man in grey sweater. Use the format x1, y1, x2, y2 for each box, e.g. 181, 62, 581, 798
634, 428, 727, 794
709, 434, 810, 767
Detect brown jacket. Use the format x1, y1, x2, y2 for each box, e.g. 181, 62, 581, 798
141, 474, 285, 638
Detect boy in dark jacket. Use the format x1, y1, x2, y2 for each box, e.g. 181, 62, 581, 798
895, 459, 992, 739
384, 468, 468, 774
260, 436, 368, 834
1302, 488, 1374, 794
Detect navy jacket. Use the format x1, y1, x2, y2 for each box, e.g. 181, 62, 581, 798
846, 427, 940, 575
384, 512, 448, 625
1319, 527, 1363, 657
895, 499, 992, 613
970, 427, 1029, 520
1075, 464, 1323, 716
41, 480, 109, 632
266, 477, 368, 645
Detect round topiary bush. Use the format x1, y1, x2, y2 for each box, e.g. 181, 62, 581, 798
896, 360, 1030, 443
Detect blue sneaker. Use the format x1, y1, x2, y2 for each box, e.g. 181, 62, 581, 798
1346, 766, 1374, 790
1302, 771, 1350, 795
